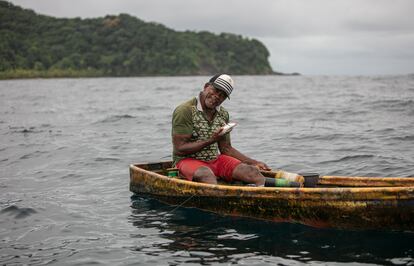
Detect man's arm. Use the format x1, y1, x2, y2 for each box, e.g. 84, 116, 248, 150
218, 139, 270, 170
173, 129, 225, 156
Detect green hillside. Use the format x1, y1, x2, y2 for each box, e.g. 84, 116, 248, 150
0, 1, 275, 79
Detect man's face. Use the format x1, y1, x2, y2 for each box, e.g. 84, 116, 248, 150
204, 85, 227, 109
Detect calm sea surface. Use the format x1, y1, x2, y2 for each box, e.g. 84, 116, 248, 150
1, 75, 414, 265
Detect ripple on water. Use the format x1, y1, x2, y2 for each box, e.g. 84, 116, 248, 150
94, 157, 121, 162
19, 150, 48, 160
8, 126, 43, 134
390, 135, 414, 141
1, 205, 37, 219
370, 99, 414, 112
320, 154, 375, 164
60, 173, 84, 179
96, 114, 136, 124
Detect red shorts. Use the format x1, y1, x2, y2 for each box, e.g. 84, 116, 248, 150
176, 155, 241, 182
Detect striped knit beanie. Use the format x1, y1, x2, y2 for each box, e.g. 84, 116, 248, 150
209, 74, 234, 99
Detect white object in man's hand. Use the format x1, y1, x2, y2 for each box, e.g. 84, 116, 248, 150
220, 122, 237, 135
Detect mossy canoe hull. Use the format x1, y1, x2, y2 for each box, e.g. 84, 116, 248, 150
129, 162, 414, 231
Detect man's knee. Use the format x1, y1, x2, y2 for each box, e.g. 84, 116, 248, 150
234, 163, 260, 176
193, 166, 217, 184
232, 163, 265, 186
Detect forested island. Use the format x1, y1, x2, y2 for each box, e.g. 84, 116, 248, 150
0, 1, 284, 79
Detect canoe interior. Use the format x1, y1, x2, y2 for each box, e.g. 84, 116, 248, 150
133, 161, 414, 188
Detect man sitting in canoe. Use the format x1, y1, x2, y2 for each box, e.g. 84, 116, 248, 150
171, 74, 270, 186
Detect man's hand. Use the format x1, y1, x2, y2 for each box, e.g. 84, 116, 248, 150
253, 161, 271, 171
210, 127, 226, 142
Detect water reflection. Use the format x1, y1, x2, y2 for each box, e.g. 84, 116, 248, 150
130, 195, 414, 265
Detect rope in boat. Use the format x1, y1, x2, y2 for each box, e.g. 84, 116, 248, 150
168, 194, 195, 214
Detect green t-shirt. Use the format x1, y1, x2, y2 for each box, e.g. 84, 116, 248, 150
172, 97, 230, 166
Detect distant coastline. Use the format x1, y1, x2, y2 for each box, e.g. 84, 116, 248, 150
0, 1, 295, 80
0, 69, 300, 80
273, 71, 301, 76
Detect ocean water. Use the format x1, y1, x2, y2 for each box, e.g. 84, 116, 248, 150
0, 75, 414, 265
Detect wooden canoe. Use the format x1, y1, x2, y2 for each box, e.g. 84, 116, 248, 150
129, 161, 414, 231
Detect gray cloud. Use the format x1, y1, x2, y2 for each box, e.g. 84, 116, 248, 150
7, 0, 414, 75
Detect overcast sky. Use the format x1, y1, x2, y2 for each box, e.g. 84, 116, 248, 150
8, 0, 414, 75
